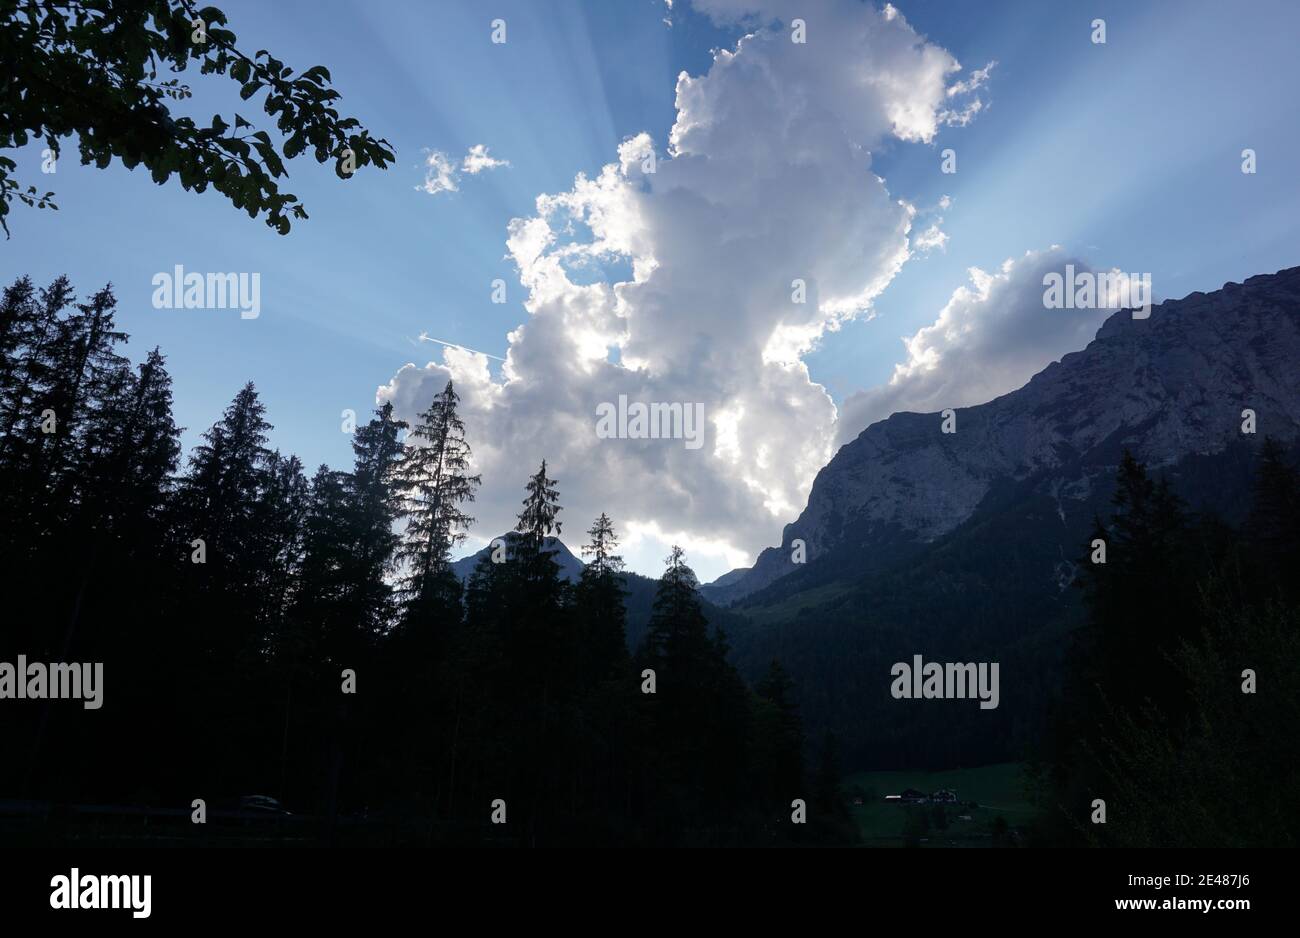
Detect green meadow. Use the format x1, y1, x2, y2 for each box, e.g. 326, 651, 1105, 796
844, 763, 1039, 847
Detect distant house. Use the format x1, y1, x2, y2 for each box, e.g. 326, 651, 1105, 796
931, 789, 958, 804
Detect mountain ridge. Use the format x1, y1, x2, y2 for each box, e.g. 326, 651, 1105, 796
450, 533, 585, 583
704, 265, 1300, 606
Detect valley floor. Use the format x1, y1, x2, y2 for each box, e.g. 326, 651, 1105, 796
845, 763, 1037, 847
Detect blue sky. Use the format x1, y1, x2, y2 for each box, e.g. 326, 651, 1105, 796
4, 0, 1299, 580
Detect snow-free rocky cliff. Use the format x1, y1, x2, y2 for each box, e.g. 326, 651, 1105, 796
704, 266, 1300, 606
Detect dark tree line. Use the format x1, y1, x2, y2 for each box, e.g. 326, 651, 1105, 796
0, 274, 848, 846
1037, 445, 1300, 846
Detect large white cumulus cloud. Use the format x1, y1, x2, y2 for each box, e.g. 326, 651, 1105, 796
380, 0, 990, 568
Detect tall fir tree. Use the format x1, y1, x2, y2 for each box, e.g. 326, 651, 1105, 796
641, 546, 714, 674
0, 276, 72, 474
387, 382, 481, 817
504, 461, 572, 839
396, 379, 479, 625
346, 402, 408, 640
66, 346, 182, 648
638, 546, 752, 840
0, 276, 39, 445
173, 382, 275, 659
576, 513, 629, 679
514, 460, 563, 586
253, 451, 310, 656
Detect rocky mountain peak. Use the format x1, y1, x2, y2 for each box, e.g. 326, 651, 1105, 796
705, 265, 1300, 605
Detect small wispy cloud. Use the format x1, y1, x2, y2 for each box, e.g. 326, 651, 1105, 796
939, 97, 985, 128
913, 222, 949, 253
909, 195, 952, 255
947, 61, 997, 97
417, 144, 511, 196
462, 143, 510, 175
940, 60, 996, 127
418, 152, 461, 196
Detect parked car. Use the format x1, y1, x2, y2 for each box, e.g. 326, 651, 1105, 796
239, 795, 290, 815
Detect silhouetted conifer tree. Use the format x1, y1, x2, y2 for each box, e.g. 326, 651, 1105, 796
396, 379, 479, 628
577, 513, 628, 680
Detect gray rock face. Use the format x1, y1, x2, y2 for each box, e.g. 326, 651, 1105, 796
709, 266, 1300, 605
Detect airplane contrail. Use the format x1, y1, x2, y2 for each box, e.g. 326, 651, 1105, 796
417, 332, 506, 361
